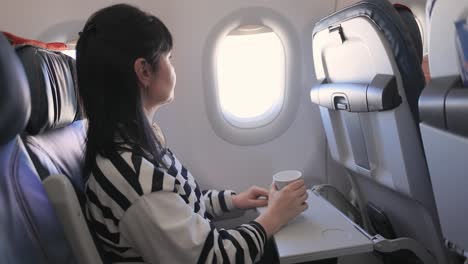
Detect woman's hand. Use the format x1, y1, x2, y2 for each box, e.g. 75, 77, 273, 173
255, 180, 308, 238
232, 186, 269, 210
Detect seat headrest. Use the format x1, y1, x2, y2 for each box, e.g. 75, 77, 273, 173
394, 4, 423, 63
0, 34, 31, 145
313, 0, 425, 122
16, 45, 80, 135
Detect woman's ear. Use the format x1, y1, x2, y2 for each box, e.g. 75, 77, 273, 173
134, 58, 151, 88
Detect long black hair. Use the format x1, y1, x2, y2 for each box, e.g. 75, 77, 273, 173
76, 4, 173, 178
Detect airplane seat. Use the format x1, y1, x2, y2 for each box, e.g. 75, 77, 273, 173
311, 0, 448, 263
393, 4, 423, 64
0, 34, 77, 263
15, 45, 104, 264
419, 0, 468, 257
15, 45, 86, 194
394, 4, 430, 84
426, 0, 468, 79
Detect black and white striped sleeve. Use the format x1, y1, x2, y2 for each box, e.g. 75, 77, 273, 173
119, 191, 267, 264
202, 189, 237, 219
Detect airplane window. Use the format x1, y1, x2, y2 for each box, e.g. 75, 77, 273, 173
216, 25, 285, 128
61, 39, 77, 59
61, 49, 76, 59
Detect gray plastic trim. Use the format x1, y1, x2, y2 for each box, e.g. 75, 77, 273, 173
419, 76, 468, 137
420, 124, 468, 251
446, 89, 468, 137
343, 113, 370, 170
43, 174, 102, 264
310, 74, 401, 112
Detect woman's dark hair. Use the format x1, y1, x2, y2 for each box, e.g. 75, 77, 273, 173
76, 4, 173, 178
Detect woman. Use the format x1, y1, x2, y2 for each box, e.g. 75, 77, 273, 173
76, 4, 308, 263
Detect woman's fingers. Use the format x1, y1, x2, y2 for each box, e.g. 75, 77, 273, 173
298, 191, 308, 203
293, 186, 307, 197
284, 179, 305, 191
270, 182, 278, 192
251, 186, 269, 198
250, 198, 268, 208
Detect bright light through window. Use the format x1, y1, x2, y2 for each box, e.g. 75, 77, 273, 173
61, 49, 76, 59
216, 25, 285, 127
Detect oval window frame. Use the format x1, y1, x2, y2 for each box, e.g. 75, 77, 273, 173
216, 25, 286, 129
203, 7, 301, 146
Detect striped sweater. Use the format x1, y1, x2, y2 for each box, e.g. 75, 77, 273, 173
85, 147, 267, 263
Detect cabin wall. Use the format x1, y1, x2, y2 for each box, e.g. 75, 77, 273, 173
152, 0, 336, 192
0, 0, 348, 194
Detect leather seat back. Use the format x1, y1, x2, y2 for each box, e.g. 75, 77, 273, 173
0, 33, 76, 264
16, 43, 106, 264
16, 45, 86, 195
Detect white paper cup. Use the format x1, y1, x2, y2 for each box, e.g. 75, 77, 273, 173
273, 170, 303, 190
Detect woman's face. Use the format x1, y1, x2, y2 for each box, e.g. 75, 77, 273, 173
145, 52, 176, 108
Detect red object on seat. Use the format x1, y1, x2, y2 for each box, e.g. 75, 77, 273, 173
2, 31, 68, 50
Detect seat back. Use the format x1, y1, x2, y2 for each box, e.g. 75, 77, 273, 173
427, 0, 468, 78
311, 0, 447, 263
0, 33, 77, 264
16, 45, 85, 191
419, 0, 468, 253
15, 44, 103, 264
